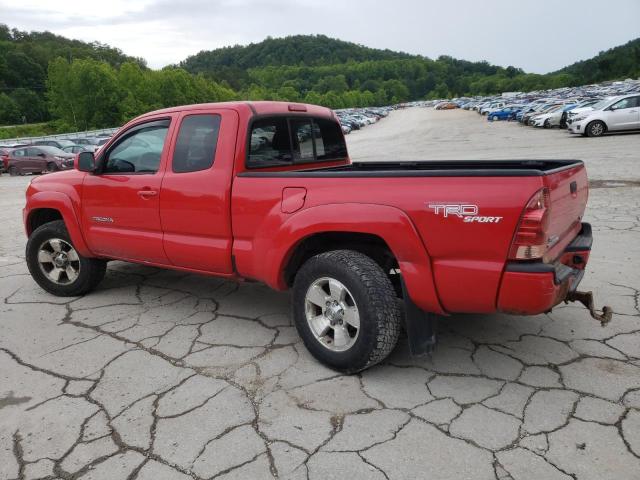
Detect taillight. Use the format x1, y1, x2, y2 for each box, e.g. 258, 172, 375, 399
509, 188, 550, 260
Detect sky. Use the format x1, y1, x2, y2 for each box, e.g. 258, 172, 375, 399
2, 0, 639, 73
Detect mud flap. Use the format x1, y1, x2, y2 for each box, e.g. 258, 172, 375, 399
565, 290, 613, 326
401, 279, 437, 356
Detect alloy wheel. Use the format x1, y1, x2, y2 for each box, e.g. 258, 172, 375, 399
37, 238, 81, 285
304, 277, 360, 352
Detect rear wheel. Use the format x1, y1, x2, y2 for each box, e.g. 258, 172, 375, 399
26, 220, 106, 296
586, 120, 606, 137
8, 166, 19, 176
292, 250, 401, 373
492, 115, 499, 121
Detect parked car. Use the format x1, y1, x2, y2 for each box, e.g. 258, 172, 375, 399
479, 102, 506, 115
7, 146, 75, 175
68, 137, 99, 146
530, 105, 569, 128
1, 143, 29, 173
21, 101, 607, 372
0, 148, 12, 174
62, 144, 98, 154
567, 94, 640, 137
522, 104, 562, 125
487, 106, 523, 121
33, 139, 76, 150
566, 97, 613, 124
435, 102, 458, 110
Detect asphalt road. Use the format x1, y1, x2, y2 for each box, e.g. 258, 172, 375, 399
1, 108, 639, 480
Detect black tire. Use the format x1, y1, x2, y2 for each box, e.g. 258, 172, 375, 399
292, 250, 401, 373
543, 119, 550, 129
9, 166, 19, 176
586, 120, 606, 137
46, 162, 58, 172
26, 220, 106, 296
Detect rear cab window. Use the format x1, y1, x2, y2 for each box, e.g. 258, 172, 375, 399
247, 116, 346, 169
172, 114, 221, 173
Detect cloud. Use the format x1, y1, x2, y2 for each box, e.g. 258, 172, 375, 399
1, 0, 639, 72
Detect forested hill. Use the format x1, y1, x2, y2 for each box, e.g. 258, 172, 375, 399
1, 25, 639, 133
181, 34, 413, 71
555, 38, 640, 84
0, 24, 145, 124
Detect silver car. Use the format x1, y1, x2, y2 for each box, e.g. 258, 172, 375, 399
567, 94, 640, 137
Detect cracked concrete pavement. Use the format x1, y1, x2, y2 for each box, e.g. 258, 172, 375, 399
1, 108, 639, 479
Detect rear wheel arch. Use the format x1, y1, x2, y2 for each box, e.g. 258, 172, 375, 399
284, 232, 400, 292
250, 203, 445, 315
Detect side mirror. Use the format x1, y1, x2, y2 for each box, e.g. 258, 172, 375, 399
78, 151, 96, 172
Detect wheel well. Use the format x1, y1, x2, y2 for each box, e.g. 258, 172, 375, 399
28, 208, 63, 234
284, 232, 399, 288
588, 119, 607, 131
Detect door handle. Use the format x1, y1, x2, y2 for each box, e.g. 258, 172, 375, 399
137, 190, 158, 198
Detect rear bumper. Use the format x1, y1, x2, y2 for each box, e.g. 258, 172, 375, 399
497, 223, 592, 315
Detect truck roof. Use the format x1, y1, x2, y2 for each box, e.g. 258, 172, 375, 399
137, 101, 335, 120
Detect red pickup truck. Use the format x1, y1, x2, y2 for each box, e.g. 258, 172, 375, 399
23, 101, 609, 372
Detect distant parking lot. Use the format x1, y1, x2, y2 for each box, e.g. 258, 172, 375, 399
1, 107, 639, 480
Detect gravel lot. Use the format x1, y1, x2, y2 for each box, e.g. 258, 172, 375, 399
1, 108, 639, 480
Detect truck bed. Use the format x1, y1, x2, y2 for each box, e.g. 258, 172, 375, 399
239, 160, 583, 177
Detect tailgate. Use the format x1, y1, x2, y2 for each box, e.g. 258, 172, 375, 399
542, 163, 588, 261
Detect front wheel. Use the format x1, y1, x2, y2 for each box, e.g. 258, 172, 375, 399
26, 220, 107, 296
46, 162, 59, 172
543, 119, 551, 129
292, 250, 401, 373
9, 166, 19, 176
586, 120, 606, 137
492, 115, 499, 121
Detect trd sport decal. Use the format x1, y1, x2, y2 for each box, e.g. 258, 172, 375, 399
428, 203, 503, 223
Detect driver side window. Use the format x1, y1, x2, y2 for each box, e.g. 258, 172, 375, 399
104, 120, 169, 174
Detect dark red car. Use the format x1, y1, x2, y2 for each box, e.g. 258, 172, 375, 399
1, 144, 28, 173
7, 145, 75, 176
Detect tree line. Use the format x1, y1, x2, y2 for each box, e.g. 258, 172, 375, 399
1, 26, 639, 133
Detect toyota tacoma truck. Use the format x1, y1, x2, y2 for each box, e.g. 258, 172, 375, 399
22, 101, 610, 372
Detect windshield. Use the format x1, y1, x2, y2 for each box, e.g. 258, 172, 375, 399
591, 98, 614, 110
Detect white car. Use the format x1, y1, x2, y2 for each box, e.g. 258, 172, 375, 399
566, 98, 611, 122
530, 105, 565, 128
479, 102, 505, 115
567, 94, 640, 137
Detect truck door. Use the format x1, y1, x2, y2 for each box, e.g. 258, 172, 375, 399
160, 109, 238, 273
81, 117, 173, 264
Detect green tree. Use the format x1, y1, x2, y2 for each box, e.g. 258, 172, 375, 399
47, 57, 123, 130
10, 88, 46, 122
0, 93, 20, 124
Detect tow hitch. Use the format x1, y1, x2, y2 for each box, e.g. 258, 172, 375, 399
565, 290, 613, 326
